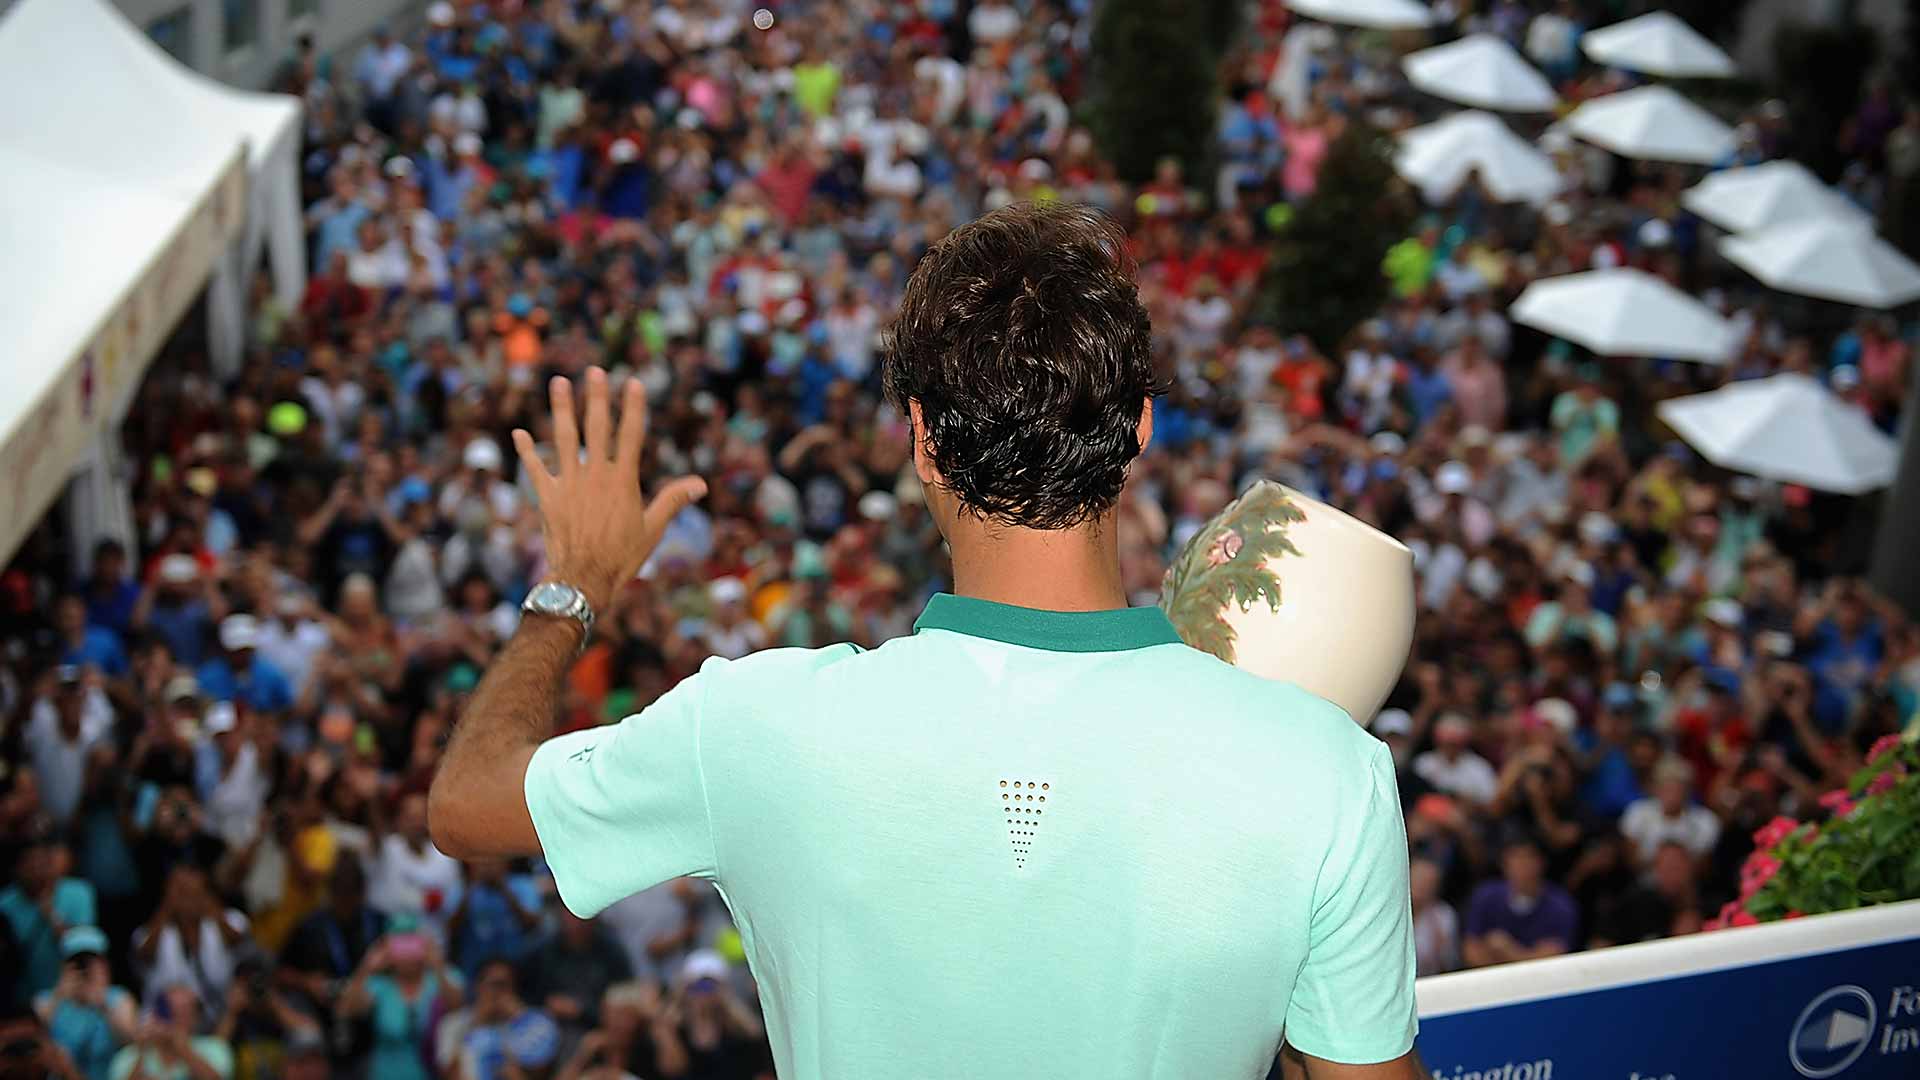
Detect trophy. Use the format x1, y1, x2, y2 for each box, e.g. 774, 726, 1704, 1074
1160, 480, 1415, 723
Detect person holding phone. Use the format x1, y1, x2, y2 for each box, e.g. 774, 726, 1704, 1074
339, 923, 460, 1080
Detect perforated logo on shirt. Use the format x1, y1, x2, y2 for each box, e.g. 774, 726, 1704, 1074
998, 778, 1049, 869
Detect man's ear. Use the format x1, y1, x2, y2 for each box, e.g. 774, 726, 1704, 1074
1136, 398, 1154, 455
908, 400, 940, 486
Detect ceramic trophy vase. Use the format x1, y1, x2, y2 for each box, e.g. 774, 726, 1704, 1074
1160, 480, 1415, 723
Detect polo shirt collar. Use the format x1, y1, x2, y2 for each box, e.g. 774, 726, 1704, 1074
913, 593, 1183, 653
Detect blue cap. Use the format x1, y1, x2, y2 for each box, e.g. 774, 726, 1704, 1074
506, 1011, 560, 1068
398, 477, 433, 506
61, 925, 109, 959
1703, 667, 1742, 694
1602, 683, 1637, 711
507, 293, 533, 318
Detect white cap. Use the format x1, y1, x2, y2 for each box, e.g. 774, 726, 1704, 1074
1371, 708, 1413, 738
1562, 561, 1595, 589
858, 491, 898, 522
427, 1, 456, 27
708, 577, 748, 606
204, 701, 239, 736
681, 949, 729, 984
219, 614, 260, 652
463, 437, 503, 472
1368, 431, 1406, 456
1533, 697, 1578, 735
1434, 461, 1473, 496
1704, 597, 1744, 629
608, 137, 640, 164
453, 131, 483, 157
159, 554, 200, 584
1578, 511, 1618, 546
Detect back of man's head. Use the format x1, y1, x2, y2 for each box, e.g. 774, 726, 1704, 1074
883, 202, 1156, 531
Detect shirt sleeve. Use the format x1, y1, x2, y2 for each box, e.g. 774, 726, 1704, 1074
523, 667, 717, 918
1284, 739, 1418, 1065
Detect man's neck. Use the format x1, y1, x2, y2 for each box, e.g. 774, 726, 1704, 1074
946, 513, 1127, 612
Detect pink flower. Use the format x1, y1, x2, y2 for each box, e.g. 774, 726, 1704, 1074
1867, 733, 1903, 764
1817, 789, 1858, 817
1752, 815, 1800, 852
1730, 910, 1759, 927
1205, 529, 1245, 568
1865, 766, 1906, 798
1740, 852, 1781, 898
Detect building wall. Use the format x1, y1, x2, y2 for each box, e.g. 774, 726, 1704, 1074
106, 0, 423, 88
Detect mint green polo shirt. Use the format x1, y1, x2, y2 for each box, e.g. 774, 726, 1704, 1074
525, 594, 1417, 1076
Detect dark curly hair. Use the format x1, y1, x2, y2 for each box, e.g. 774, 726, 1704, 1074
882, 202, 1158, 530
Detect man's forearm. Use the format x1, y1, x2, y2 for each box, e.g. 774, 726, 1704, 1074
429, 615, 581, 856
444, 613, 576, 764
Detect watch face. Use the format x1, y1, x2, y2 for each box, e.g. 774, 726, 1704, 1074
528, 582, 577, 613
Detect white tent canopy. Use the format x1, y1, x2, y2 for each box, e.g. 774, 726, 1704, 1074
1396, 111, 1563, 205
1657, 374, 1897, 494
1403, 34, 1557, 112
1287, 0, 1434, 30
1581, 12, 1736, 79
1681, 160, 1872, 233
1564, 85, 1736, 164
1510, 268, 1736, 362
0, 0, 303, 566
1720, 222, 1920, 308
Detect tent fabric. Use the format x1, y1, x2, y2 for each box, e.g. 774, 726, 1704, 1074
1681, 161, 1872, 233
1396, 110, 1563, 205
1402, 34, 1558, 113
1508, 268, 1735, 362
1287, 0, 1434, 30
1563, 85, 1735, 165
1656, 374, 1897, 494
1720, 222, 1920, 309
0, 0, 303, 565
1580, 11, 1736, 79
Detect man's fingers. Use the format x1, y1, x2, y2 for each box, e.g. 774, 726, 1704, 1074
583, 367, 613, 461
616, 377, 649, 471
510, 429, 553, 495
642, 475, 709, 538
550, 377, 579, 474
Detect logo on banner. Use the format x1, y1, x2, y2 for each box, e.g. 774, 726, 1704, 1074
1791, 985, 1876, 1078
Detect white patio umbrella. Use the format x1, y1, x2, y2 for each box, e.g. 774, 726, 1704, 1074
1656, 374, 1896, 494
1581, 12, 1736, 79
1720, 221, 1920, 308
1396, 111, 1563, 205
1681, 160, 1872, 233
1563, 85, 1735, 164
1403, 34, 1558, 112
1287, 0, 1434, 30
1509, 268, 1735, 361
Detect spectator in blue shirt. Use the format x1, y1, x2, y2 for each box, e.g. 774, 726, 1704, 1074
1463, 835, 1579, 968
194, 615, 294, 714
450, 860, 542, 979
80, 540, 141, 642
1, 833, 99, 1002
34, 926, 136, 1080
54, 595, 127, 680
137, 556, 220, 669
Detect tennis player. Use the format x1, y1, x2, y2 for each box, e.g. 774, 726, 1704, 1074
429, 202, 1420, 1079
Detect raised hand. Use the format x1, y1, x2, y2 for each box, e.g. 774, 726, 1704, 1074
512, 368, 707, 612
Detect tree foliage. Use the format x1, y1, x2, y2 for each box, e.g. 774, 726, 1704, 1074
1084, 0, 1221, 185
1254, 121, 1414, 355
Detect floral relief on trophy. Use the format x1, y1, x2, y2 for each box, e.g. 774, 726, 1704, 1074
1160, 483, 1306, 665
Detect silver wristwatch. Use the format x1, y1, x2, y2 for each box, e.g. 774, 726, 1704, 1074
522, 581, 595, 647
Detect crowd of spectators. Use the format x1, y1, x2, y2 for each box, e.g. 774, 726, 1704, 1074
1, 1, 1917, 1078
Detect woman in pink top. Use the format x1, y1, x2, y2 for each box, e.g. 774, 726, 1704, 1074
1282, 105, 1336, 201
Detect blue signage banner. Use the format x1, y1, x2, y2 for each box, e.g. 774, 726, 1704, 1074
1417, 934, 1920, 1080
